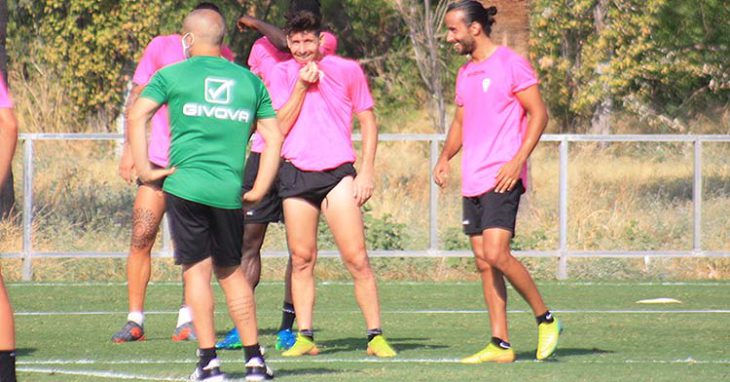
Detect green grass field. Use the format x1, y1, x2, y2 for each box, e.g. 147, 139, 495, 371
7, 281, 730, 381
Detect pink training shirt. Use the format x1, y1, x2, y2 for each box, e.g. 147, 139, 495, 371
132, 34, 234, 167
248, 32, 340, 154
267, 55, 373, 171
455, 46, 538, 197
0, 75, 13, 108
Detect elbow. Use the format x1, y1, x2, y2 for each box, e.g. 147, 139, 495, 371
0, 113, 18, 137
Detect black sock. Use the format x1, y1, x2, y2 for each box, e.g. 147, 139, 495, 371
367, 328, 383, 342
0, 350, 17, 382
536, 310, 555, 325
279, 302, 296, 331
243, 344, 263, 362
197, 348, 217, 368
299, 329, 314, 341
491, 337, 511, 349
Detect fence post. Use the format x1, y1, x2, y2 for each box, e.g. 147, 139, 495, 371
557, 138, 569, 280
693, 139, 702, 254
429, 138, 439, 252
22, 138, 34, 281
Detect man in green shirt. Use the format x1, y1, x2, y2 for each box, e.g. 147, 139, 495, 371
128, 9, 282, 382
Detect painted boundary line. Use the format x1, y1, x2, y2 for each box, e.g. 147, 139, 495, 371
19, 357, 730, 366
14, 309, 730, 316
6, 280, 730, 287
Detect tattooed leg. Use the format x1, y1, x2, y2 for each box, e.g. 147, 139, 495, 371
216, 265, 259, 347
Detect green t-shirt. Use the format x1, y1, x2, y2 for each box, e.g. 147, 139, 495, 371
141, 55, 276, 209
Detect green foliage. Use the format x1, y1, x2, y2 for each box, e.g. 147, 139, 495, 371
530, 0, 729, 132
363, 206, 407, 250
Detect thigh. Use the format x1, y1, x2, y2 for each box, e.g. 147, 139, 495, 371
322, 177, 367, 254
165, 193, 211, 265
282, 197, 320, 258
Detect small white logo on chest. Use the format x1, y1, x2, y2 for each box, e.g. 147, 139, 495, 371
482, 78, 491, 92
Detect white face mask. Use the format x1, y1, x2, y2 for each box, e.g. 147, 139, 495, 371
181, 32, 194, 58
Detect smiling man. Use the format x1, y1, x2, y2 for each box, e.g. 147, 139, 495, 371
266, 10, 396, 358
434, 0, 561, 364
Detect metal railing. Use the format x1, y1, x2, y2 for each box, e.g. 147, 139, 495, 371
2, 133, 729, 280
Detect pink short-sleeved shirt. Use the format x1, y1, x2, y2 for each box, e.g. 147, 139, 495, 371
248, 32, 340, 154
0, 75, 13, 108
267, 55, 374, 171
455, 46, 538, 197
132, 34, 234, 167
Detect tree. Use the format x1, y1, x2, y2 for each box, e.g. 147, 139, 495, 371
0, 0, 13, 220
394, 0, 449, 132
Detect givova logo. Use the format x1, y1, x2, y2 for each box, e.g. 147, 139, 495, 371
183, 77, 252, 122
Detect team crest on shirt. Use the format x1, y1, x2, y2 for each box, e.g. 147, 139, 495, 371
205, 77, 234, 104
482, 78, 491, 93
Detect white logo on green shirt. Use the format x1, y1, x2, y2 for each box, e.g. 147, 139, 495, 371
182, 76, 251, 122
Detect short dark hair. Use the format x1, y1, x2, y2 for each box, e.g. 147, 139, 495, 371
285, 10, 322, 36
447, 0, 498, 37
194, 2, 224, 17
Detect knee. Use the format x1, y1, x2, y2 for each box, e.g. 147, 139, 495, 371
343, 254, 373, 279
289, 246, 316, 272
482, 245, 512, 271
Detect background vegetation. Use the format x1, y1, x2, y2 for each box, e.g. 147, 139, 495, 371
1, 0, 729, 281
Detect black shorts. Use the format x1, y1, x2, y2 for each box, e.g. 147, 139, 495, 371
165, 192, 243, 267
242, 152, 283, 224
462, 180, 525, 237
136, 163, 166, 189
278, 161, 357, 207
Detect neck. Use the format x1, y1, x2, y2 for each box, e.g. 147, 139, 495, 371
190, 45, 222, 58
470, 37, 497, 62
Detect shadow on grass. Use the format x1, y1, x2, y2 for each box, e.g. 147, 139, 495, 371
514, 347, 613, 360
318, 336, 443, 355
226, 367, 344, 379
15, 348, 37, 357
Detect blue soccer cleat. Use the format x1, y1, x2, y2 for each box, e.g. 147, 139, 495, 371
215, 327, 242, 350
275, 329, 296, 351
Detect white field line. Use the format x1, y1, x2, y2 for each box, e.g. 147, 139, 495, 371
6, 281, 730, 287
16, 366, 188, 381
14, 308, 730, 316
18, 357, 730, 366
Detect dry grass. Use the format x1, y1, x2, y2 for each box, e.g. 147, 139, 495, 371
2, 70, 730, 281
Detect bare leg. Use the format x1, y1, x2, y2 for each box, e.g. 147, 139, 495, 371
470, 235, 509, 341
322, 177, 381, 330
216, 265, 260, 346
240, 223, 268, 289
0, 272, 14, 350
127, 185, 165, 313
283, 198, 320, 331
183, 259, 215, 349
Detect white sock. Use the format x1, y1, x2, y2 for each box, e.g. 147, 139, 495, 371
128, 311, 144, 326
177, 305, 192, 327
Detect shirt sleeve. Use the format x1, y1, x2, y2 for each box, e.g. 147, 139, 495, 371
510, 53, 539, 94
347, 62, 374, 113
254, 77, 277, 120
140, 71, 169, 105
0, 74, 13, 109
132, 37, 161, 86
267, 63, 291, 110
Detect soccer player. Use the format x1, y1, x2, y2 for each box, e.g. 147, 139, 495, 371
112, 2, 235, 343
266, 10, 396, 358
434, 1, 561, 363
216, 1, 339, 352
0, 73, 18, 382
128, 8, 281, 381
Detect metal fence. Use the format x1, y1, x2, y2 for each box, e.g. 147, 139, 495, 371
2, 133, 729, 280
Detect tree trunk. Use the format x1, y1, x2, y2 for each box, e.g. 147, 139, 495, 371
0, 0, 15, 220
589, 0, 612, 135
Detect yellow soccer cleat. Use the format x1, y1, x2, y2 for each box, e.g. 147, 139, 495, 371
366, 335, 397, 357
536, 316, 562, 360
281, 333, 320, 357
460, 342, 516, 364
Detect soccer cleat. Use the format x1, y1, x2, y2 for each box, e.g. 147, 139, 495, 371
281, 333, 320, 356
536, 316, 562, 360
275, 329, 296, 351
189, 358, 225, 381
366, 335, 397, 357
111, 321, 145, 343
215, 327, 242, 350
460, 343, 516, 364
172, 322, 197, 342
245, 356, 275, 381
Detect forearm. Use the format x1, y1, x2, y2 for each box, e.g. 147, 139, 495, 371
514, 113, 547, 164
250, 19, 287, 50
357, 110, 378, 174
276, 84, 308, 135
123, 86, 144, 143
0, 113, 18, 185
439, 119, 462, 162
251, 118, 283, 194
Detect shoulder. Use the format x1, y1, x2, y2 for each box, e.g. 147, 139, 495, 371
497, 46, 531, 67
146, 34, 179, 50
